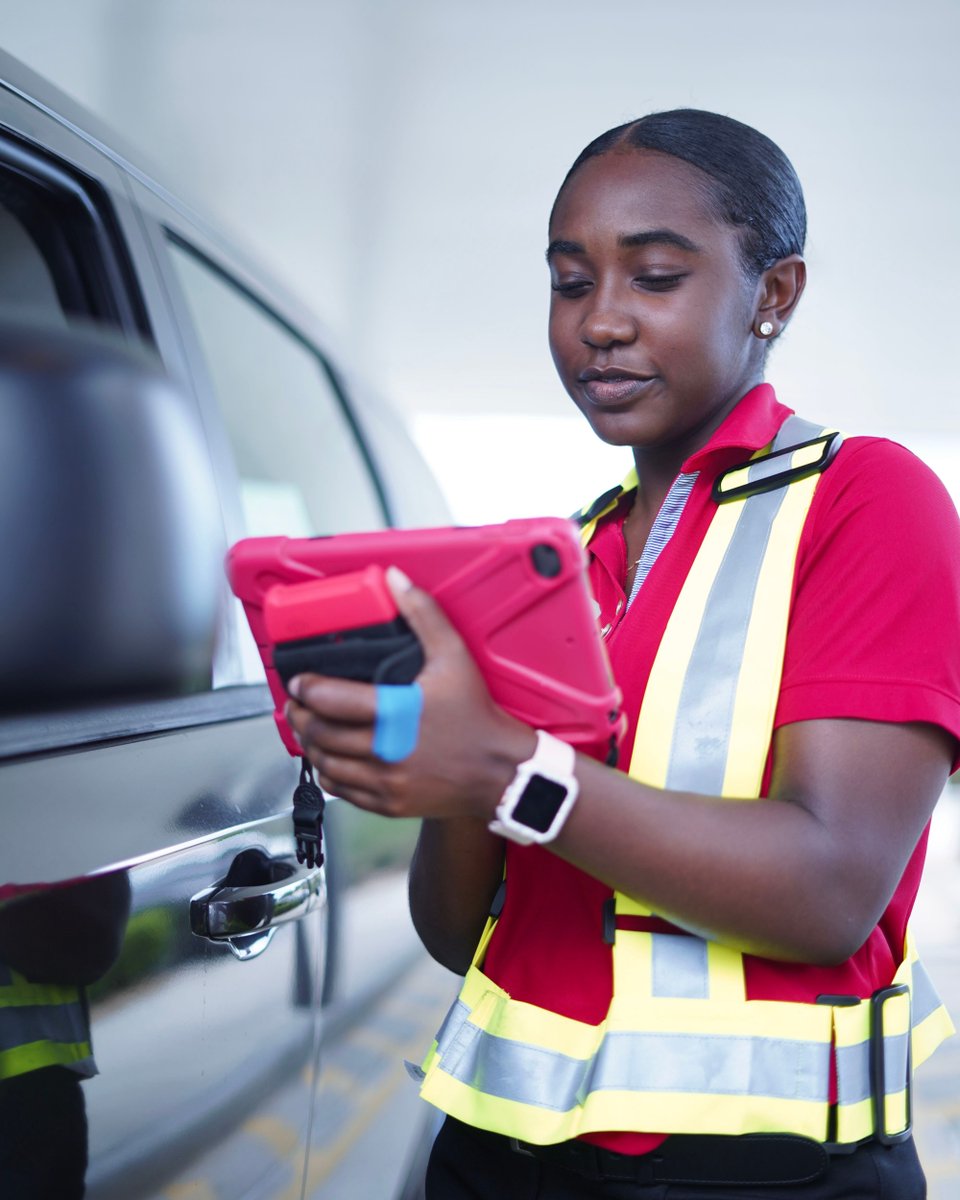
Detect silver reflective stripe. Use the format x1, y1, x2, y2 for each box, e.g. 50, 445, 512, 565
436, 1010, 831, 1108
743, 415, 824, 489
835, 1031, 910, 1107
436, 999, 471, 1057
442, 1022, 583, 1112
835, 1040, 871, 1106
666, 485, 788, 794
746, 451, 809, 488
651, 934, 709, 1000
911, 959, 942, 1025
0, 1001, 89, 1053
771, 415, 827, 451
593, 1029, 828, 1101
627, 472, 698, 610
883, 1031, 910, 1095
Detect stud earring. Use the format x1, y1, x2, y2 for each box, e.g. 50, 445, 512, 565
758, 321, 774, 337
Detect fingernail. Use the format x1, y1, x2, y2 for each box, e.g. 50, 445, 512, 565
386, 565, 413, 594
288, 676, 303, 699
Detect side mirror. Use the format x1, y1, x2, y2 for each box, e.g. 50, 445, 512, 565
0, 320, 222, 706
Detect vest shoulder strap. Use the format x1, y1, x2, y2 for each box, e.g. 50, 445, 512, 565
714, 423, 843, 504
572, 483, 625, 528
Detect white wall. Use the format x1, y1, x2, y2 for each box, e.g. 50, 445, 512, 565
2, 0, 958, 521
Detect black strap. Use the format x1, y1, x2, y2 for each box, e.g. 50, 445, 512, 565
510, 1132, 829, 1185
572, 483, 625, 528
713, 431, 842, 503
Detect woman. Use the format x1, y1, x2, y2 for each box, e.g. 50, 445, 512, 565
286, 110, 960, 1197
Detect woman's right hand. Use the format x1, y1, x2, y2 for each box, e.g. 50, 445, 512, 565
284, 568, 520, 972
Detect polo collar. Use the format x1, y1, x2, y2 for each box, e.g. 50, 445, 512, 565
681, 383, 793, 474
576, 384, 793, 535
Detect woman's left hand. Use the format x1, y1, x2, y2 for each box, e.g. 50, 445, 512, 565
284, 567, 535, 821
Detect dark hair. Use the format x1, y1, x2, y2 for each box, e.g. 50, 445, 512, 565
553, 109, 806, 278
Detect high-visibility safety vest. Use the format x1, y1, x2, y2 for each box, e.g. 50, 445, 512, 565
416, 415, 955, 1147
0, 961, 96, 1081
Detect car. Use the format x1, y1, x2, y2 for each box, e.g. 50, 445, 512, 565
0, 46, 454, 1200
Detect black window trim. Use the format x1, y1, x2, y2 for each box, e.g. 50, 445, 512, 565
0, 686, 275, 762
164, 229, 396, 526
0, 128, 152, 339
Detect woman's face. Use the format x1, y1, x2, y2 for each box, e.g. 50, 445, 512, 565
548, 148, 765, 458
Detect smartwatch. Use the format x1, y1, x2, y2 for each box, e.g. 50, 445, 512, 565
488, 730, 579, 846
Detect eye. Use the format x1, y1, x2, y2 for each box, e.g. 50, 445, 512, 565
551, 280, 592, 298
635, 274, 685, 292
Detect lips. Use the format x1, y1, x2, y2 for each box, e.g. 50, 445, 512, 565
578, 366, 657, 406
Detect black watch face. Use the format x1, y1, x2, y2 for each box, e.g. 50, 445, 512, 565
513, 773, 567, 833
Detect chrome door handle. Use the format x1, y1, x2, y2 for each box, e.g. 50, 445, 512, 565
191, 852, 322, 961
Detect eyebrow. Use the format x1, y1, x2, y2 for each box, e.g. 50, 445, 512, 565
546, 228, 702, 262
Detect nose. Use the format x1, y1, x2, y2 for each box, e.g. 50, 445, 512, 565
580, 302, 637, 349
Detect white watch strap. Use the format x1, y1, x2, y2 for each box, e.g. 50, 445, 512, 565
489, 730, 578, 845
526, 729, 575, 778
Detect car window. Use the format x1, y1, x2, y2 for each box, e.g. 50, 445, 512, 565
0, 139, 146, 335
0, 203, 67, 323
166, 238, 387, 539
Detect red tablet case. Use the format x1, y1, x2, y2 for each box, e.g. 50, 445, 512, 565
227, 517, 625, 761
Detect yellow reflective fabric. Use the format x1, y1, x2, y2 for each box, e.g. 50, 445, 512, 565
0, 1039, 93, 1080
575, 467, 637, 547
628, 498, 744, 790
420, 961, 837, 1143
0, 966, 93, 1082
0, 976, 82, 1008
418, 420, 954, 1145
722, 472, 819, 797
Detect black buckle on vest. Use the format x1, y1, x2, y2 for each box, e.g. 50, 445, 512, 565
602, 897, 616, 945
871, 983, 913, 1145
573, 484, 625, 528
815, 986, 913, 1150
713, 431, 841, 503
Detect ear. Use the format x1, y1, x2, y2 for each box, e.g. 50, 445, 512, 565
753, 255, 806, 340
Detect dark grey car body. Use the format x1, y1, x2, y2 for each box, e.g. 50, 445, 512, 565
0, 48, 450, 1200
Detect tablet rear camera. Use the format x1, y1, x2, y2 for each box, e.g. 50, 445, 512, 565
531, 543, 562, 578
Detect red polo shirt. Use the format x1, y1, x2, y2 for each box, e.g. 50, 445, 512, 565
482, 384, 960, 1153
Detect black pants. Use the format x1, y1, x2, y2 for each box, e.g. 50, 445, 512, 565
0, 1066, 89, 1200
425, 1117, 927, 1200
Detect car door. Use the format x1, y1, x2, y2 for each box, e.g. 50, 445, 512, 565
0, 77, 328, 1200
120, 173, 457, 1199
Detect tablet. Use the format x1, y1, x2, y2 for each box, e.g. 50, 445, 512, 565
227, 517, 624, 762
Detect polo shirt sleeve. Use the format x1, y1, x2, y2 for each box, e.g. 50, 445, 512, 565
775, 437, 960, 762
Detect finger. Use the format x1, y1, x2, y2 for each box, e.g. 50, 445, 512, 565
285, 702, 375, 759
311, 768, 386, 815
305, 749, 394, 804
386, 566, 470, 663
287, 673, 378, 722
